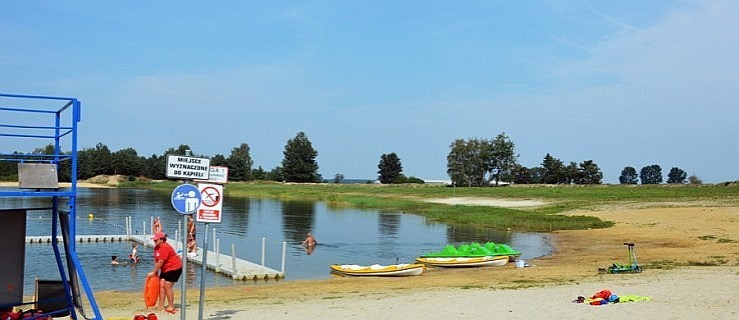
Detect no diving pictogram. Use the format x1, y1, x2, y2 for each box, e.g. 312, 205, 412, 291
200, 186, 220, 207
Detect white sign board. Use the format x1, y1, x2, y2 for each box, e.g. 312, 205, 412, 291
194, 166, 229, 184
166, 155, 211, 180
197, 183, 223, 223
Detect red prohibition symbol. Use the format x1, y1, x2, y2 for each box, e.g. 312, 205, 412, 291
200, 186, 220, 207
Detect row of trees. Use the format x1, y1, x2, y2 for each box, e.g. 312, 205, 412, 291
1, 130, 699, 186
444, 132, 696, 186
445, 133, 604, 186
0, 132, 323, 183
619, 165, 698, 184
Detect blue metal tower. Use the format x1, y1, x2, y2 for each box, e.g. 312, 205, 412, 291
0, 93, 102, 319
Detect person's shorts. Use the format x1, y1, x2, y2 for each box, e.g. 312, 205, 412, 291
160, 268, 182, 283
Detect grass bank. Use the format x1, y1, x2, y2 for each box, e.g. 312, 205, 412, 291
119, 181, 738, 232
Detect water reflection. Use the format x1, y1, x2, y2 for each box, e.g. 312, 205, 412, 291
378, 212, 400, 240
445, 224, 513, 244
281, 200, 316, 245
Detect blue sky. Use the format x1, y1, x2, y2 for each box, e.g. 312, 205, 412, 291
2, 1, 737, 183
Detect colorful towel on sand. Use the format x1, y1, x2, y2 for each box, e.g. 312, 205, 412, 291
573, 289, 651, 305
617, 295, 651, 303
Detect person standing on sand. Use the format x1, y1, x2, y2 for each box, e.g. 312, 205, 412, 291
147, 232, 182, 314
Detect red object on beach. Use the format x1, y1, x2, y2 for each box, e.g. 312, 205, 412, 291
591, 289, 611, 300
144, 276, 159, 307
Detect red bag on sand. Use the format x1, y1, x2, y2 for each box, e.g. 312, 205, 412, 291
591, 289, 612, 300
144, 276, 160, 307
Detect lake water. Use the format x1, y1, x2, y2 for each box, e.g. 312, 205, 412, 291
2, 188, 552, 294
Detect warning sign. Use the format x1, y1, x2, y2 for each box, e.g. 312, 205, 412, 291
196, 183, 223, 223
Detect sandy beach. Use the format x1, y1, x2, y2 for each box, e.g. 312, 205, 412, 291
87, 204, 738, 320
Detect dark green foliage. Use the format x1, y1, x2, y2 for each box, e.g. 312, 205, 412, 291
446, 133, 519, 187
210, 154, 228, 166
281, 132, 320, 182
266, 166, 283, 181
446, 138, 487, 187
619, 166, 638, 184
487, 132, 518, 185
378, 152, 403, 183
333, 173, 344, 183
576, 160, 603, 184
640, 164, 663, 184
667, 167, 687, 184
143, 154, 166, 180
688, 175, 702, 185
541, 153, 567, 184
564, 161, 579, 184
111, 147, 143, 176
252, 166, 267, 180
77, 143, 113, 179
512, 165, 532, 184
227, 143, 253, 181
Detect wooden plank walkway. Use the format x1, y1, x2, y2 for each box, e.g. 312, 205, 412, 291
128, 234, 284, 281
26, 234, 284, 280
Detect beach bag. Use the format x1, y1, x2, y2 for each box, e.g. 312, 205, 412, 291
591, 289, 611, 300
144, 275, 160, 307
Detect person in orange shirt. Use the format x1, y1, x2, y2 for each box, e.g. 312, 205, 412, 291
147, 232, 182, 314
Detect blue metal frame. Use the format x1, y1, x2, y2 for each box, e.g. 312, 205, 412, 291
0, 93, 102, 319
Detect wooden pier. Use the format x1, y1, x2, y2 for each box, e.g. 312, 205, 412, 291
26, 234, 285, 280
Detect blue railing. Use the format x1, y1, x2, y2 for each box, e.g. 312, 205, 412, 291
0, 93, 101, 320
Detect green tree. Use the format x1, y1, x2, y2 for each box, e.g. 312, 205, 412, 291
210, 154, 229, 167
575, 160, 603, 184
486, 132, 518, 185
667, 167, 687, 184
111, 147, 143, 177
266, 166, 283, 181
227, 143, 253, 181
541, 153, 566, 184
640, 164, 663, 184
619, 166, 638, 184
512, 165, 532, 184
333, 173, 344, 183
252, 166, 267, 180
77, 143, 113, 179
446, 138, 486, 187
281, 132, 319, 182
528, 166, 545, 184
564, 161, 579, 184
377, 152, 403, 184
688, 175, 703, 185
143, 154, 166, 180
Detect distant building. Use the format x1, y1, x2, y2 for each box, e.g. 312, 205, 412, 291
422, 179, 452, 186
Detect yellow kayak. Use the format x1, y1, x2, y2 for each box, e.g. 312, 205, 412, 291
416, 255, 509, 267
330, 263, 425, 276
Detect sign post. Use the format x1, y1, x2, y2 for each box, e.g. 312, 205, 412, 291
196, 181, 226, 320
170, 183, 201, 320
